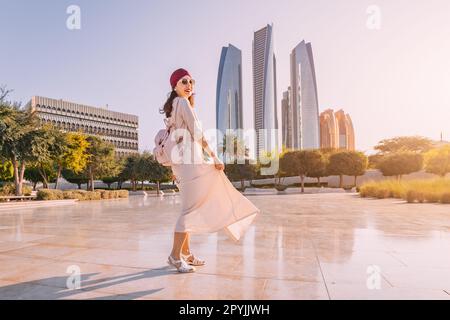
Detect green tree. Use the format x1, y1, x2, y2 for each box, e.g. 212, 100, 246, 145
368, 154, 384, 169
219, 133, 256, 191
298, 150, 325, 192
25, 165, 57, 190
282, 150, 325, 193
84, 136, 116, 191
344, 151, 368, 186
374, 136, 433, 154
307, 151, 328, 186
224, 160, 257, 191
278, 149, 297, 185
101, 155, 125, 189
147, 154, 172, 195
135, 152, 152, 190
29, 124, 58, 189
101, 176, 119, 189
62, 168, 89, 189
0, 160, 14, 182
119, 154, 140, 191
0, 87, 40, 195
327, 151, 367, 188
53, 131, 90, 189
424, 145, 450, 177
218, 133, 250, 164
377, 152, 423, 181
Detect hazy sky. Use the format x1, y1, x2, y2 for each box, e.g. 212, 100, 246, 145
1, 0, 449, 154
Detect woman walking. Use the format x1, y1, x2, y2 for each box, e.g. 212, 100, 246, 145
161, 68, 260, 273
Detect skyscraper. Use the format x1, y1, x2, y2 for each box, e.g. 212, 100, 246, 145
281, 87, 293, 149
335, 109, 355, 150
290, 40, 320, 149
253, 24, 279, 158
319, 109, 339, 149
216, 44, 243, 147
320, 108, 355, 150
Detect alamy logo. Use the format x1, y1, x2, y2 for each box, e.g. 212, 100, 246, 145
366, 5, 382, 30
66, 5, 81, 30
366, 265, 382, 290
66, 265, 81, 290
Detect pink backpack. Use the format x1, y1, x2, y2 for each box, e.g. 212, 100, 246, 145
153, 98, 182, 166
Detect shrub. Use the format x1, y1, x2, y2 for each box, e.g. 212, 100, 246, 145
0, 183, 32, 196
37, 189, 64, 200
441, 192, 450, 204
416, 191, 425, 203
275, 185, 288, 191
95, 190, 123, 199
86, 192, 102, 201
37, 189, 128, 201
359, 184, 376, 198
63, 190, 85, 200
118, 190, 129, 198
376, 188, 390, 199
361, 178, 450, 204
406, 190, 417, 203
424, 192, 441, 203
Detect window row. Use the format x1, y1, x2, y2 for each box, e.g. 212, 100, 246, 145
41, 119, 138, 140
106, 140, 138, 150
116, 151, 138, 158
36, 104, 138, 126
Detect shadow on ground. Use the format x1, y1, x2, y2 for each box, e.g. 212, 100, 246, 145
0, 266, 173, 300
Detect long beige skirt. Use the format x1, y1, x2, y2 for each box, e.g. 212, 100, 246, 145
171, 163, 259, 242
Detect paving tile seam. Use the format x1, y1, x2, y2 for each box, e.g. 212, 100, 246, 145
309, 239, 331, 300
0, 259, 153, 278
37, 256, 170, 271
3, 247, 93, 261
381, 284, 450, 292
192, 271, 324, 283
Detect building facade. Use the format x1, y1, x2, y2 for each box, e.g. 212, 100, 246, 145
335, 110, 355, 150
216, 44, 244, 147
27, 96, 139, 157
290, 40, 320, 149
320, 108, 355, 150
281, 88, 293, 149
253, 24, 279, 158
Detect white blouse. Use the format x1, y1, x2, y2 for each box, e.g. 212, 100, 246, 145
168, 96, 215, 164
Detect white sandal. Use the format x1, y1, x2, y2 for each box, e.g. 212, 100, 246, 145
182, 253, 206, 266
167, 255, 196, 273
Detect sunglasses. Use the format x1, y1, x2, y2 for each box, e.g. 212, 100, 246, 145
179, 78, 195, 86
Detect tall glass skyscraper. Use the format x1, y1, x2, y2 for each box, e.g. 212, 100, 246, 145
290, 40, 320, 149
216, 44, 243, 147
253, 24, 279, 158
281, 87, 292, 149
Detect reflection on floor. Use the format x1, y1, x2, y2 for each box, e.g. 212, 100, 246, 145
0, 192, 449, 300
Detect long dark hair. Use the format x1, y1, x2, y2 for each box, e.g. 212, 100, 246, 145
160, 89, 195, 118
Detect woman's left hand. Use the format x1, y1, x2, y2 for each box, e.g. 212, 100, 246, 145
214, 162, 225, 171
213, 157, 224, 171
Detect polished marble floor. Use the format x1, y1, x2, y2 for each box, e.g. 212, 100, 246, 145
0, 192, 449, 300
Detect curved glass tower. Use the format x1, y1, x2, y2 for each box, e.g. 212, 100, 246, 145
290, 40, 320, 149
253, 24, 279, 158
216, 44, 243, 145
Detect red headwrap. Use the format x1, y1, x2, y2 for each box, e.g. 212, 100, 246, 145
170, 68, 191, 89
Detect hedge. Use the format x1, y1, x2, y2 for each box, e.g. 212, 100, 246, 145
37, 189, 129, 201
